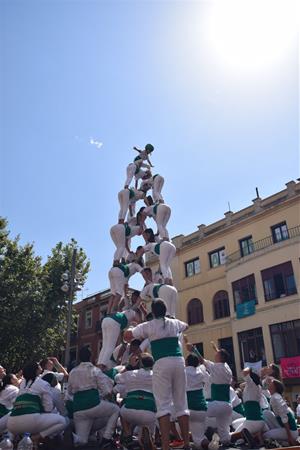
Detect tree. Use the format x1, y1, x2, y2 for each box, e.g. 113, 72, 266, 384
0, 218, 90, 371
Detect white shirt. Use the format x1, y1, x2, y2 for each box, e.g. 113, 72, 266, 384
185, 366, 207, 391
68, 362, 113, 398
270, 392, 291, 424
204, 360, 232, 385
132, 317, 187, 342
49, 386, 66, 415
115, 368, 153, 397
128, 262, 144, 278
143, 206, 156, 217
18, 377, 53, 412
42, 369, 64, 383
243, 374, 262, 403
230, 386, 242, 407
0, 385, 19, 409
140, 283, 156, 301
296, 404, 300, 418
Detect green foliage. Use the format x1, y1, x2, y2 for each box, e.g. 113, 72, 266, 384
0, 218, 90, 372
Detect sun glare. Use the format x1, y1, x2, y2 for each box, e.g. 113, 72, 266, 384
206, 0, 299, 73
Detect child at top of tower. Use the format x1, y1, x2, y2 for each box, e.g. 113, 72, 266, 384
124, 144, 154, 189
133, 144, 154, 168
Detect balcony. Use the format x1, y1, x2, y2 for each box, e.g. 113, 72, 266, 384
226, 225, 300, 265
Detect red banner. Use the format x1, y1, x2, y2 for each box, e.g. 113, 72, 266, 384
280, 356, 300, 378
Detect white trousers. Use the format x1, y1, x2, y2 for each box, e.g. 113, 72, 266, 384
159, 241, 176, 280
74, 401, 119, 445
263, 410, 298, 442
152, 175, 164, 203
189, 410, 207, 447
155, 204, 171, 240
207, 401, 232, 444
110, 224, 126, 261
152, 357, 189, 419
108, 267, 125, 296
125, 163, 137, 187
232, 409, 244, 421
233, 417, 268, 434
0, 413, 9, 435
158, 285, 178, 317
7, 413, 67, 438
118, 189, 130, 221
120, 406, 156, 435
97, 318, 121, 366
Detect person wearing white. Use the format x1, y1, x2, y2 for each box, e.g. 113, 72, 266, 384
7, 362, 67, 440
140, 173, 165, 204
107, 262, 145, 313
231, 368, 267, 446
97, 309, 142, 369
115, 353, 157, 444
140, 203, 171, 240
230, 387, 245, 421
190, 342, 233, 445
0, 374, 19, 437
136, 229, 176, 285
263, 379, 298, 446
110, 222, 143, 265
118, 188, 149, 223
124, 300, 190, 450
296, 397, 300, 424
68, 347, 119, 447
139, 267, 178, 317
185, 355, 208, 449
41, 373, 67, 416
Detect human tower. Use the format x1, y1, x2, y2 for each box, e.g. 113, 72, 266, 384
97, 143, 179, 369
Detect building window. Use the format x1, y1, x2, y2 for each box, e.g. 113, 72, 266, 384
209, 247, 226, 268
213, 290, 230, 319
239, 236, 254, 257
193, 342, 204, 357
187, 298, 204, 325
232, 274, 257, 309
85, 309, 92, 329
261, 261, 297, 301
185, 258, 200, 277
238, 327, 266, 369
271, 221, 289, 243
270, 320, 300, 364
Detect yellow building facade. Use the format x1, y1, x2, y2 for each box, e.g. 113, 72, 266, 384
147, 180, 300, 400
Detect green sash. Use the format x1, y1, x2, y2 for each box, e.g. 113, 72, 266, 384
109, 312, 128, 330
187, 389, 207, 411
117, 263, 129, 278
134, 156, 141, 162
244, 401, 262, 420
276, 411, 297, 431
153, 284, 164, 298
129, 189, 135, 199
151, 337, 182, 361
154, 243, 160, 255
135, 166, 140, 175
65, 399, 74, 419
233, 402, 245, 417
104, 368, 118, 381
11, 393, 43, 416
153, 174, 158, 180
124, 223, 131, 237
73, 388, 100, 412
124, 390, 156, 412
153, 204, 158, 216
0, 403, 10, 417
211, 384, 230, 402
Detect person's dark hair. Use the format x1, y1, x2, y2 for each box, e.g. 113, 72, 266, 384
270, 364, 281, 380
146, 195, 154, 206
0, 374, 15, 391
39, 358, 51, 371
272, 379, 284, 395
130, 339, 142, 349
42, 373, 58, 387
23, 362, 40, 386
186, 354, 199, 368
218, 349, 230, 363
143, 267, 152, 277
135, 247, 145, 268
145, 144, 154, 153
144, 228, 156, 243
151, 300, 167, 318
141, 353, 154, 369
131, 290, 141, 302
79, 346, 91, 362
146, 312, 153, 321
249, 369, 261, 386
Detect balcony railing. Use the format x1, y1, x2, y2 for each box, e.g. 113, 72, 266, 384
226, 225, 300, 265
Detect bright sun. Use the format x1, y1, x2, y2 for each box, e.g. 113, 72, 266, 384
206, 0, 299, 73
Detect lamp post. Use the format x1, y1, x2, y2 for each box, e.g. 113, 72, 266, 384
61, 248, 83, 368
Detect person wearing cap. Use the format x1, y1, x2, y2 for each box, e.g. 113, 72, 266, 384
68, 346, 119, 448
124, 144, 154, 189
124, 300, 190, 450
115, 353, 157, 447
138, 267, 178, 317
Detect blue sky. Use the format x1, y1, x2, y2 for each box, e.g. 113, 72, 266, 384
1, 0, 299, 297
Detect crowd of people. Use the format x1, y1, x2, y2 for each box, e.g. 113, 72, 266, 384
0, 145, 299, 449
